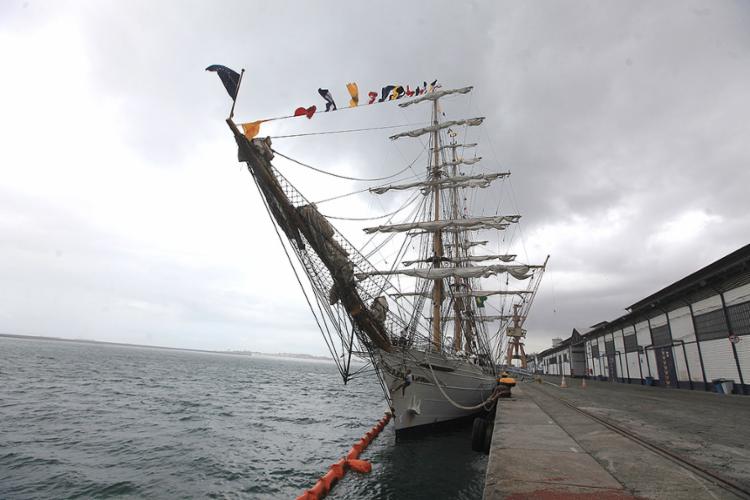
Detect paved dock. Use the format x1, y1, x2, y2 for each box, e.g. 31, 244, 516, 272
484, 381, 750, 499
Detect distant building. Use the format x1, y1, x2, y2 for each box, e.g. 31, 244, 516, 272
535, 244, 750, 395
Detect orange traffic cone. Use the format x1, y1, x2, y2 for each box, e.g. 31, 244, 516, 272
560, 375, 568, 388
581, 378, 587, 389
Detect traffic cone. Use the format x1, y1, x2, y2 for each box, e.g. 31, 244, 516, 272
581, 378, 587, 389
560, 375, 568, 388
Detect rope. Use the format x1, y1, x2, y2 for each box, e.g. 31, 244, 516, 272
322, 206, 410, 222
270, 122, 424, 139
239, 85, 438, 127
249, 173, 346, 381
321, 190, 421, 221
272, 149, 415, 182
424, 358, 498, 411
311, 187, 371, 205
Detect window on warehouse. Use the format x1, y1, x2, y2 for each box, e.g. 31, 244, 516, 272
693, 309, 729, 341
623, 334, 640, 353
727, 301, 750, 336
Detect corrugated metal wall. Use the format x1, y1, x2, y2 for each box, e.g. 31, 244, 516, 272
735, 337, 750, 378
563, 279, 749, 393
724, 283, 750, 306
668, 307, 695, 341
701, 339, 740, 381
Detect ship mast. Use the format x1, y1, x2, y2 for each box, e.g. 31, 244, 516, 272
431, 98, 444, 350
354, 85, 546, 362
447, 129, 465, 352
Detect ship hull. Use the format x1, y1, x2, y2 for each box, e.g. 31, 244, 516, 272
374, 347, 497, 432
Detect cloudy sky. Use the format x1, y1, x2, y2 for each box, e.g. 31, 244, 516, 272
1, 1, 748, 355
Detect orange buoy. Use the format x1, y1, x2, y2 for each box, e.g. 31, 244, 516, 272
346, 459, 372, 473
295, 413, 391, 500
346, 444, 363, 460
319, 472, 336, 491
320, 459, 345, 490
308, 480, 326, 498
330, 459, 346, 477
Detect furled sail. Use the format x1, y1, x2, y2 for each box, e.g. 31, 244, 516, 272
363, 215, 520, 234
440, 157, 482, 168
445, 240, 488, 250
370, 171, 508, 195
402, 254, 516, 266
443, 314, 514, 322
399, 86, 473, 108
452, 254, 517, 263
356, 264, 533, 280
394, 290, 531, 298
390, 117, 485, 140
436, 143, 477, 152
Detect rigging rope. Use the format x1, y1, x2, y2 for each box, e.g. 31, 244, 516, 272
270, 122, 425, 139
250, 174, 347, 380
321, 197, 418, 221
312, 187, 372, 205
272, 149, 416, 182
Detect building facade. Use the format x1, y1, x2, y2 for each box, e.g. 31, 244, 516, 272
535, 244, 750, 395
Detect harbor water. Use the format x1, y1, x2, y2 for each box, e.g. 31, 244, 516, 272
0, 337, 487, 499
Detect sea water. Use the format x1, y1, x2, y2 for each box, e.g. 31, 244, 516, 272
0, 337, 487, 499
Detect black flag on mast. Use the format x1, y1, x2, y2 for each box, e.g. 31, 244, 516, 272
206, 64, 241, 100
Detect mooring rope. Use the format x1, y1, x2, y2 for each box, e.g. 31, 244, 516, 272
424, 359, 498, 411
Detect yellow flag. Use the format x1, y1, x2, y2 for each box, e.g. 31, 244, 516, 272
346, 82, 359, 107
241, 121, 262, 139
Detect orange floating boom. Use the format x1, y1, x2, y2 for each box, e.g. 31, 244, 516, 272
296, 413, 391, 500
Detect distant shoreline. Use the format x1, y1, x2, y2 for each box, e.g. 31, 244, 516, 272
0, 333, 332, 361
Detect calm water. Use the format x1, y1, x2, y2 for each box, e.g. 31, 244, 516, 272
0, 337, 486, 499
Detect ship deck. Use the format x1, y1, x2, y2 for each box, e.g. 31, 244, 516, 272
484, 378, 750, 499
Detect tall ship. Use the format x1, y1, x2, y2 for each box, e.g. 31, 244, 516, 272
219, 81, 547, 432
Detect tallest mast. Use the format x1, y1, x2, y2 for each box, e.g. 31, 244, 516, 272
431, 98, 444, 351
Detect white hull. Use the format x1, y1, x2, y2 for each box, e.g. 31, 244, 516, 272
374, 347, 497, 431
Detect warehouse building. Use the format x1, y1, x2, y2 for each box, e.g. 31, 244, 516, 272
535, 244, 750, 395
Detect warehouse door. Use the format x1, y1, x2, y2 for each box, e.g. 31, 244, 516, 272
606, 355, 618, 380
605, 340, 618, 381
655, 347, 678, 388
570, 344, 586, 377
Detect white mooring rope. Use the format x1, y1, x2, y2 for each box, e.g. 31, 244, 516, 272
424, 359, 498, 411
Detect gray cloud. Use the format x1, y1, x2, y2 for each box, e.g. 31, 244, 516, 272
1, 0, 748, 355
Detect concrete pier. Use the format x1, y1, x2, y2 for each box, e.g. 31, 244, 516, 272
483, 385, 634, 499
484, 380, 750, 499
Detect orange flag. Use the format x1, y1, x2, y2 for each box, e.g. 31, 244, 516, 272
346, 82, 359, 107
241, 121, 263, 139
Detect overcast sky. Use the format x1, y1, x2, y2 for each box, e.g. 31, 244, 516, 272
1, 1, 748, 355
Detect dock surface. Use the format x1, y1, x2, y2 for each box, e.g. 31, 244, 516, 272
484, 379, 750, 499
